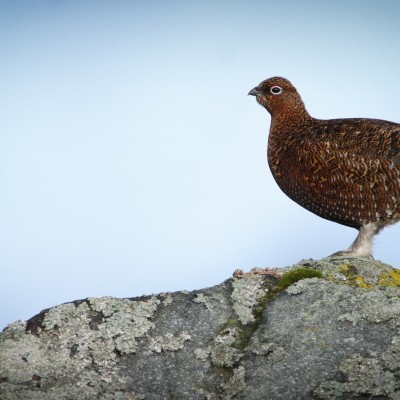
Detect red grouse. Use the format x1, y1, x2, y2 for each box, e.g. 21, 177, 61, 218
249, 76, 400, 257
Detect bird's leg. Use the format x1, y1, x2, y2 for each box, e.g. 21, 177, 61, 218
330, 223, 381, 258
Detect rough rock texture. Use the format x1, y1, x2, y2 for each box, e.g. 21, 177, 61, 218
2, 257, 400, 399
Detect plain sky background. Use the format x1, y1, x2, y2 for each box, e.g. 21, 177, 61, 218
1, 0, 400, 329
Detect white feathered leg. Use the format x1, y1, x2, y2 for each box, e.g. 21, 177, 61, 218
330, 223, 381, 258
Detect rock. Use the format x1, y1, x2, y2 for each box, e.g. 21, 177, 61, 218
2, 257, 400, 399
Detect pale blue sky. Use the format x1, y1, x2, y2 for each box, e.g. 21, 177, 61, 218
1, 0, 400, 329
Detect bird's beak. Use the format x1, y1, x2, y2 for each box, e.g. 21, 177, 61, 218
248, 87, 260, 96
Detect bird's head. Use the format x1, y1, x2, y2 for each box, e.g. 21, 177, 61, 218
248, 76, 308, 120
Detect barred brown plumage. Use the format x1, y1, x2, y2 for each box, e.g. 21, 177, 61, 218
249, 76, 400, 257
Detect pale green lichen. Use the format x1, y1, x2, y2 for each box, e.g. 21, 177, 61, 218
191, 273, 272, 368
337, 286, 400, 326
286, 277, 323, 295
193, 290, 233, 326
194, 348, 210, 361
161, 294, 174, 306
231, 274, 267, 325
147, 332, 191, 353
195, 327, 243, 368
221, 365, 246, 398
88, 296, 160, 355
193, 293, 212, 310
210, 328, 242, 368
305, 325, 330, 350
0, 296, 161, 399
198, 366, 246, 400
248, 340, 285, 360
314, 354, 396, 399
283, 276, 400, 327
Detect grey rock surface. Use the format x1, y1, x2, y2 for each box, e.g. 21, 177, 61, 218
2, 257, 400, 399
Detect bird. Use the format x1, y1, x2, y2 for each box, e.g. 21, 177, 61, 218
248, 76, 400, 258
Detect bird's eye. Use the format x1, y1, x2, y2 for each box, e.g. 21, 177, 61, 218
270, 86, 282, 95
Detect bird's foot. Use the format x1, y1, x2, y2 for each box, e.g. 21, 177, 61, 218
329, 249, 374, 259
328, 223, 379, 259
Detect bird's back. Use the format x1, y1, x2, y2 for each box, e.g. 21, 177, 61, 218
303, 117, 400, 160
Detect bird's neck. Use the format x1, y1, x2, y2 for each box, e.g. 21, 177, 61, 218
270, 99, 312, 131
271, 112, 313, 132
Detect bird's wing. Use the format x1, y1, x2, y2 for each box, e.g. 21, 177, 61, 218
298, 141, 400, 189
291, 140, 400, 226
314, 119, 400, 165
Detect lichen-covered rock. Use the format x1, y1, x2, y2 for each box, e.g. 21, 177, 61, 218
1, 258, 400, 399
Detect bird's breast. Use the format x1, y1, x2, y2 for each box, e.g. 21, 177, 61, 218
267, 132, 364, 228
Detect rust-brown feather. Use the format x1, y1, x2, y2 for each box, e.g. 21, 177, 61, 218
249, 76, 400, 257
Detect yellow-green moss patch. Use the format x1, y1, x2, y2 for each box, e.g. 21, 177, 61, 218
378, 268, 400, 287
277, 268, 323, 290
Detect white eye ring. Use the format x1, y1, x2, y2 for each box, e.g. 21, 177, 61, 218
270, 86, 282, 95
